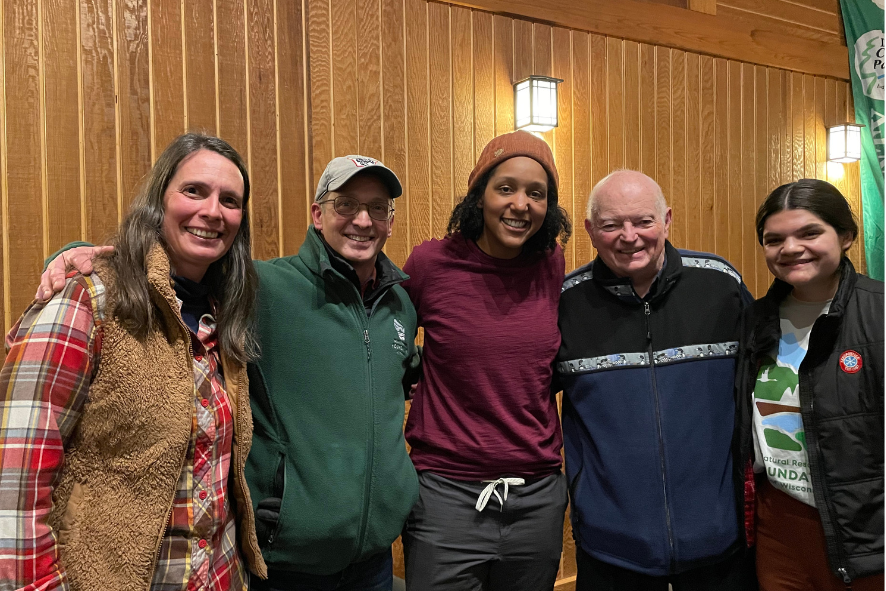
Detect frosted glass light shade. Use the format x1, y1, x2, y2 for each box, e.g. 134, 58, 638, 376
514, 76, 563, 133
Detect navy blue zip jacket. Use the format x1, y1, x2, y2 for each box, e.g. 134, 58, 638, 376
557, 241, 752, 576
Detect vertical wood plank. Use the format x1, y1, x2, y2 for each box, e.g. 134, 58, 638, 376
685, 51, 700, 253
824, 78, 849, 198
115, 0, 151, 209
671, 50, 686, 248
843, 85, 866, 272
623, 40, 640, 171
572, 32, 591, 265
4, 0, 43, 315
308, 0, 332, 184
713, 58, 729, 259
493, 15, 513, 136
791, 72, 804, 182
451, 7, 473, 201
699, 55, 715, 255
81, 0, 119, 243
473, 11, 494, 159
740, 62, 756, 295
588, 33, 607, 262
767, 68, 783, 193
357, 0, 382, 158
331, 0, 358, 155
552, 27, 574, 272
381, 0, 408, 265
639, 43, 655, 177
277, 0, 309, 255
727, 60, 742, 269
184, 0, 217, 132
606, 37, 623, 170
782, 70, 793, 184
803, 75, 816, 180
216, 0, 248, 155
44, 0, 82, 252
824, 78, 844, 192
428, 1, 451, 239
755, 66, 771, 295
655, 46, 672, 235
406, 0, 430, 247
532, 23, 553, 147
149, 0, 184, 156
814, 76, 827, 181
513, 18, 532, 81
247, 0, 279, 259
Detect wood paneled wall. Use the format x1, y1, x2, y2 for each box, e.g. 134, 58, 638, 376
0, 0, 865, 585
0, 0, 311, 329
306, 0, 864, 296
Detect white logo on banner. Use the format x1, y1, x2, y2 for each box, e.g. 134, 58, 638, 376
854, 29, 885, 100
872, 0, 884, 10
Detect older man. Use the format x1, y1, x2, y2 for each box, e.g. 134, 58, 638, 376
556, 170, 753, 590
35, 155, 419, 591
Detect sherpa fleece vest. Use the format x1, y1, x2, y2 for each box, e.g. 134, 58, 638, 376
46, 247, 265, 590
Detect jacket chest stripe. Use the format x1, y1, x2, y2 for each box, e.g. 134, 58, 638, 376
557, 340, 739, 375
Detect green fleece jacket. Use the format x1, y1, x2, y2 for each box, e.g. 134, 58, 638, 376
246, 227, 419, 574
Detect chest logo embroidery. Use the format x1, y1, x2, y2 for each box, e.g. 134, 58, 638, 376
839, 350, 863, 374
393, 318, 406, 342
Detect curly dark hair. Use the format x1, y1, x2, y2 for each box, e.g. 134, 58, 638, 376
446, 167, 572, 254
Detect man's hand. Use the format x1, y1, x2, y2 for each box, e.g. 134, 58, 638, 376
35, 246, 114, 302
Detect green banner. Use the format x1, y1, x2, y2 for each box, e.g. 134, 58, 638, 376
839, 0, 884, 279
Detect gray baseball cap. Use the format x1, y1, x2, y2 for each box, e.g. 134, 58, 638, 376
314, 155, 403, 202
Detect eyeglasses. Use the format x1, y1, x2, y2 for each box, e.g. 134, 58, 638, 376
317, 196, 394, 221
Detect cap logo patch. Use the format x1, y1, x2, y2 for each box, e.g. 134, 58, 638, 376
839, 350, 862, 374
350, 157, 379, 167
494, 148, 504, 157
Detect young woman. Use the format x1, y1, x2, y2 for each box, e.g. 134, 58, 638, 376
400, 130, 571, 591
735, 179, 883, 591
0, 133, 266, 590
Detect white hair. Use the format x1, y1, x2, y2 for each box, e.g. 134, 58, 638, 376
585, 169, 668, 221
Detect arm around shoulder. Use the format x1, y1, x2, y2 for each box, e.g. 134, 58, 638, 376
0, 277, 100, 590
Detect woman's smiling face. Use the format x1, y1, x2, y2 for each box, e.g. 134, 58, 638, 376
475, 156, 548, 259
761, 208, 853, 300
161, 149, 245, 282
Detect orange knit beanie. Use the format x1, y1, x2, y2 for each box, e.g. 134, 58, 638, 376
467, 130, 559, 193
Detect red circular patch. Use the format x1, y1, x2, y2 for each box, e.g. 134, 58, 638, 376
839, 350, 863, 374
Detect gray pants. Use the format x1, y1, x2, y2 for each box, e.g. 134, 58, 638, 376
402, 471, 568, 591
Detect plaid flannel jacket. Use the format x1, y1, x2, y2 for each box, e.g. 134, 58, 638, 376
0, 273, 246, 591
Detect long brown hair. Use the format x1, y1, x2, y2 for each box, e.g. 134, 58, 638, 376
107, 132, 258, 363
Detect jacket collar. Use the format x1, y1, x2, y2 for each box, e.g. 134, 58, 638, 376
760, 256, 857, 318
752, 257, 857, 355
592, 240, 682, 303
145, 244, 181, 312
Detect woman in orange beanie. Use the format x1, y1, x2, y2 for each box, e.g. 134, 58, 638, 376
400, 130, 571, 591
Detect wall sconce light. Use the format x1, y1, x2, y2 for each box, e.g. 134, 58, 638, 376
514, 76, 563, 133
827, 123, 863, 163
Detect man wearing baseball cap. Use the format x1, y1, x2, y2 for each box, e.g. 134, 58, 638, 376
35, 155, 420, 590
246, 155, 419, 590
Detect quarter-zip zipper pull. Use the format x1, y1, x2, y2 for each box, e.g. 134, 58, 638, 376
364, 329, 372, 361
644, 301, 651, 341
838, 567, 852, 589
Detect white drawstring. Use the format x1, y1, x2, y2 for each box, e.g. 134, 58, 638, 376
475, 477, 525, 512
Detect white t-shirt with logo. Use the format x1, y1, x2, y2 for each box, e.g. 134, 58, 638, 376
752, 294, 831, 506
